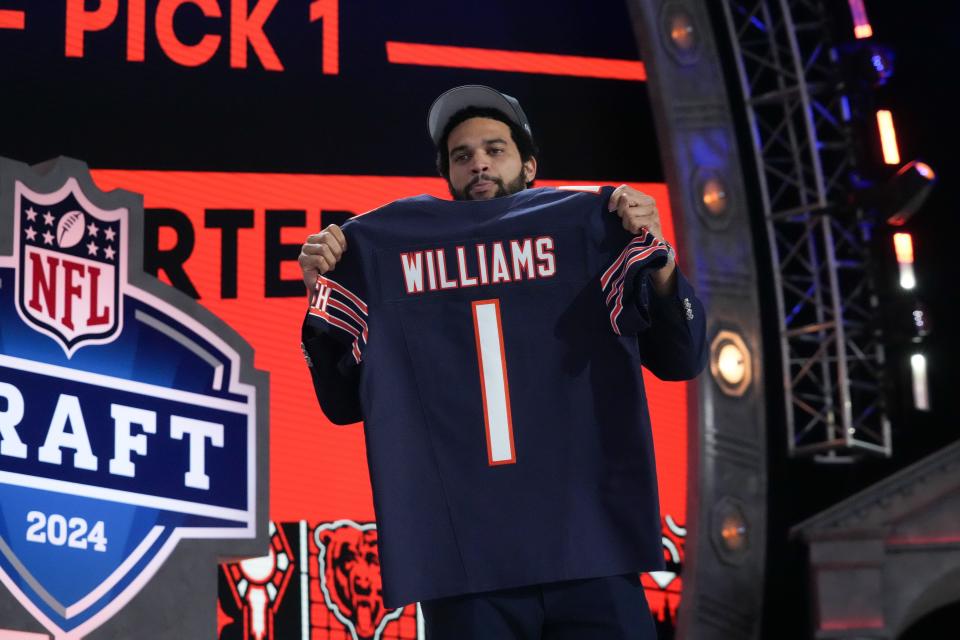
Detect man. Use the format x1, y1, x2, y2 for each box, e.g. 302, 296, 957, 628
299, 85, 707, 638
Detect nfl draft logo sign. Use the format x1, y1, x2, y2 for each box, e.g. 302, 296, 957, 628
0, 157, 269, 638
16, 189, 122, 356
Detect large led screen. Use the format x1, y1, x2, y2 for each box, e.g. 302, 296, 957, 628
1, 1, 689, 637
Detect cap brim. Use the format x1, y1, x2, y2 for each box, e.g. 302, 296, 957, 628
428, 85, 528, 146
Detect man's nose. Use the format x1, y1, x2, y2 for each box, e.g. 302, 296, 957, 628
470, 152, 490, 173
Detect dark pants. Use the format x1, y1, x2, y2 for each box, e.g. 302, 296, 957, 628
420, 573, 657, 640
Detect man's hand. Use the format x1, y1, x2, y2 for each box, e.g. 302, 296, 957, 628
608, 184, 677, 297
298, 224, 347, 291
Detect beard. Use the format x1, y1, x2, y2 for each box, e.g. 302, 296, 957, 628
449, 170, 528, 201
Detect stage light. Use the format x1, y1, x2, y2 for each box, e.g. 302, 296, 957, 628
847, 0, 873, 39
701, 177, 728, 215
717, 344, 745, 385
693, 169, 732, 229
660, 4, 699, 64
877, 110, 900, 165
711, 498, 749, 561
710, 331, 751, 396
859, 161, 937, 227
893, 232, 915, 290
884, 161, 937, 226
914, 161, 935, 180
720, 511, 748, 551
911, 307, 929, 337
910, 353, 930, 411
869, 51, 894, 86
838, 42, 894, 89
668, 11, 696, 51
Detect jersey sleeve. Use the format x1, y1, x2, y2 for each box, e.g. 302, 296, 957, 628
300, 224, 369, 425
595, 186, 671, 336
303, 239, 370, 366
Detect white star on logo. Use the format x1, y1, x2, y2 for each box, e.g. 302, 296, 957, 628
104, 245, 116, 261
25, 207, 38, 222
86, 240, 99, 257
87, 222, 99, 237
42, 211, 55, 226
104, 227, 116, 242
42, 231, 54, 245
25, 226, 37, 241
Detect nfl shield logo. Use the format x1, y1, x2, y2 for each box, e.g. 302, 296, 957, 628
0, 157, 269, 639
14, 177, 124, 356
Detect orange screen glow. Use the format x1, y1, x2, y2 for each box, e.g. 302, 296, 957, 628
89, 171, 687, 619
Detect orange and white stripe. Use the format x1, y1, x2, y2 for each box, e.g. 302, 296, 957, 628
308, 275, 369, 363
601, 232, 669, 335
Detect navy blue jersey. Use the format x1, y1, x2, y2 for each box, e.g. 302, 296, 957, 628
301, 186, 707, 607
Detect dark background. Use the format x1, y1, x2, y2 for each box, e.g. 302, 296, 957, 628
753, 2, 960, 638
866, 0, 960, 460
0, 1, 658, 180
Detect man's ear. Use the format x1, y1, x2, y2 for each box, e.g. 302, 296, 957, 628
523, 156, 538, 183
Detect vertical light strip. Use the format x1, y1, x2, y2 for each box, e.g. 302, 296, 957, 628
848, 0, 873, 38
910, 354, 929, 411
877, 110, 901, 165
893, 233, 915, 289
472, 300, 516, 465
898, 263, 916, 290
300, 520, 309, 639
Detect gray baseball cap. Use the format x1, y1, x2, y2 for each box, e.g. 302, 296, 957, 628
427, 85, 533, 147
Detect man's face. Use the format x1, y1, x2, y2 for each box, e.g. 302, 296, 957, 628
445, 117, 537, 201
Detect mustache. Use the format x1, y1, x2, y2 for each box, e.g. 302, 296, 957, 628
466, 175, 505, 190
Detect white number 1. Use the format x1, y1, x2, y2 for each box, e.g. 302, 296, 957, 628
471, 299, 516, 465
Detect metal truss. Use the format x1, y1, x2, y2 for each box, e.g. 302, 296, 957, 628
719, 0, 890, 460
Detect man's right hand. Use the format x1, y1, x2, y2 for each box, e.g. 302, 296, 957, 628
298, 224, 347, 290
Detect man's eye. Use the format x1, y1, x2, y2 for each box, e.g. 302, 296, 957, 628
454, 154, 469, 163
489, 148, 504, 155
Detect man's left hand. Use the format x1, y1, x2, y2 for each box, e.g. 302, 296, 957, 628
608, 184, 677, 297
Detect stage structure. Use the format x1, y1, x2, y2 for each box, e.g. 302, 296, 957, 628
627, 1, 769, 638
793, 439, 960, 638
717, 0, 890, 461
628, 0, 906, 636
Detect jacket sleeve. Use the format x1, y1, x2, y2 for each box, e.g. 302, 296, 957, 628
301, 323, 363, 425
635, 268, 708, 381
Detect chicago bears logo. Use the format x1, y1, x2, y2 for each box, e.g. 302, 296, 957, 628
0, 157, 268, 638
314, 520, 402, 640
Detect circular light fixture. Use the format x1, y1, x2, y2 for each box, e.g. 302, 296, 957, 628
660, 3, 701, 64
710, 497, 751, 564
710, 330, 752, 396
669, 12, 696, 51
701, 177, 729, 215
692, 168, 733, 229
717, 342, 746, 386
720, 511, 747, 552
